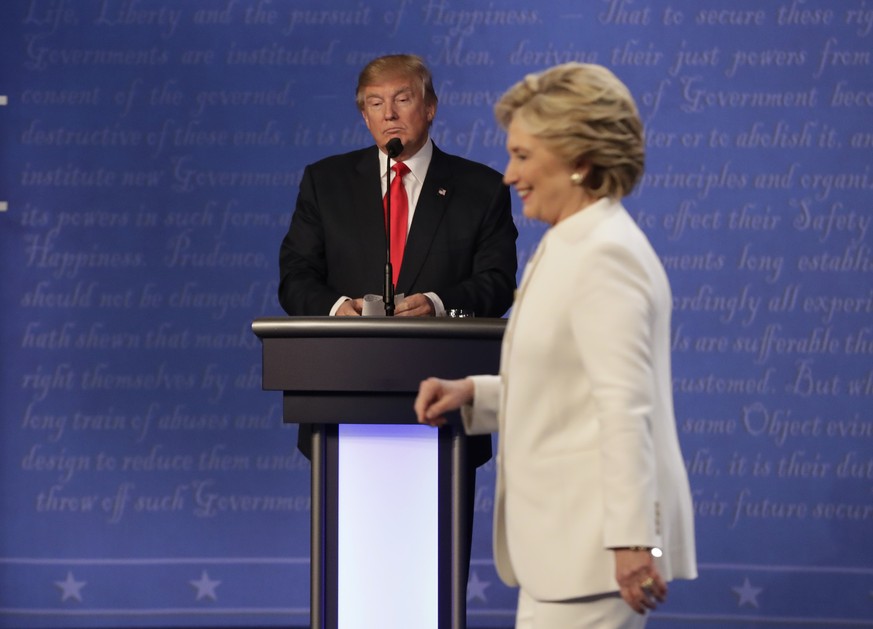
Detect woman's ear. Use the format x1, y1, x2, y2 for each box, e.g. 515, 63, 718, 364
570, 161, 591, 185
574, 160, 591, 179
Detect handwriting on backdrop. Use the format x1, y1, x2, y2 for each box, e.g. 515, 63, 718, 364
9, 0, 873, 575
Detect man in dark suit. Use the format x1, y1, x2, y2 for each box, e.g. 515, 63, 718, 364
278, 54, 517, 586
278, 53, 517, 320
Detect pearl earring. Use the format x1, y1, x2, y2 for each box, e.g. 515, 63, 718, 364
570, 172, 585, 186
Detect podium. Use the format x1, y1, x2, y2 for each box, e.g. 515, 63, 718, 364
252, 317, 505, 629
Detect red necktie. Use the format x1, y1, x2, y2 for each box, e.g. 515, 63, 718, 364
384, 161, 410, 286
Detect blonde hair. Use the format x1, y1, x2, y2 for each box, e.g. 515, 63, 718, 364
494, 63, 644, 199
355, 54, 438, 111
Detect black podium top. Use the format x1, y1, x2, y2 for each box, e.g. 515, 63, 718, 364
252, 316, 506, 339
251, 317, 506, 424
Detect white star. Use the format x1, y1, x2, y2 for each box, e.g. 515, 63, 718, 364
466, 570, 491, 603
732, 576, 763, 608
190, 570, 221, 601
55, 571, 86, 602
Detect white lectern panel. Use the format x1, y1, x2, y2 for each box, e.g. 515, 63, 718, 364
337, 424, 439, 629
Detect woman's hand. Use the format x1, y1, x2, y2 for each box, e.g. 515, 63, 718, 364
614, 548, 668, 614
414, 377, 474, 427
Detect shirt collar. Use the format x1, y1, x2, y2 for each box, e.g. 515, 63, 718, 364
378, 137, 433, 185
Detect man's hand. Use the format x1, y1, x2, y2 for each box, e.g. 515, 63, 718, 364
414, 377, 474, 427
614, 548, 667, 614
395, 293, 435, 317
336, 298, 363, 316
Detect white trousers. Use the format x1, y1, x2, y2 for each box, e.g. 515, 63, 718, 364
515, 589, 647, 629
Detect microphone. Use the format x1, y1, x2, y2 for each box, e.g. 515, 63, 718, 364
386, 137, 403, 159
383, 138, 403, 316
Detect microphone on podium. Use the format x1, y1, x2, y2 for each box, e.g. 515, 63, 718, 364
386, 138, 403, 158
383, 138, 403, 316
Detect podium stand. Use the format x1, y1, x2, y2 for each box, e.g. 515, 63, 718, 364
252, 317, 505, 629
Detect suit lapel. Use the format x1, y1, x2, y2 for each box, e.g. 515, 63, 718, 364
352, 147, 390, 265
397, 145, 451, 291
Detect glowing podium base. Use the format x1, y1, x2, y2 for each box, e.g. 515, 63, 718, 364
252, 317, 504, 629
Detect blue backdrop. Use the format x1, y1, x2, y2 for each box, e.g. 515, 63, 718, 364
1, 1, 871, 627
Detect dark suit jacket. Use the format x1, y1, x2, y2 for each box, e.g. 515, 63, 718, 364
278, 143, 518, 465
279, 143, 518, 318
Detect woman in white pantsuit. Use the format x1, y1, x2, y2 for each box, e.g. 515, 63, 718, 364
415, 63, 697, 628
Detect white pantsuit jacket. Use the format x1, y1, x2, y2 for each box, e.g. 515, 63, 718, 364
463, 198, 697, 601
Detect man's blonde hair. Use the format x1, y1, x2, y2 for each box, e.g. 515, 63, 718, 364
355, 54, 438, 111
